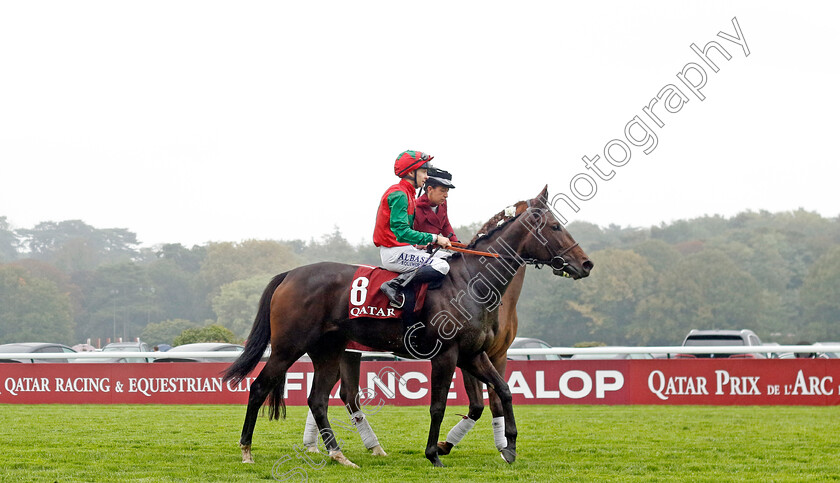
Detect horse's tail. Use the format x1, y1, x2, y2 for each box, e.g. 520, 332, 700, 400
267, 374, 286, 421
223, 272, 288, 386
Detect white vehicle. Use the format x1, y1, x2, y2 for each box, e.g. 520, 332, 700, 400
679, 329, 765, 359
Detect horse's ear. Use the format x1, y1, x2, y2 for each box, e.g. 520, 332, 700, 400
537, 185, 549, 204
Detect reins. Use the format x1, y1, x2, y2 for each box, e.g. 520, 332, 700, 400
446, 243, 501, 258
446, 240, 579, 271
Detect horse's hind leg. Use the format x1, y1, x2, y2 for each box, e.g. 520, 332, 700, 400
339, 351, 386, 456
239, 351, 301, 463
461, 351, 517, 464
309, 346, 359, 468
303, 356, 338, 453
303, 351, 386, 456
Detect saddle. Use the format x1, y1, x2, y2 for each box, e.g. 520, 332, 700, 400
346, 265, 434, 354
347, 265, 429, 320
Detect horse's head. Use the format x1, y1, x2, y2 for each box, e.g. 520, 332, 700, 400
517, 186, 593, 280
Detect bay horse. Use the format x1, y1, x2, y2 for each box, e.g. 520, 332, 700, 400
302, 202, 547, 458
223, 187, 593, 467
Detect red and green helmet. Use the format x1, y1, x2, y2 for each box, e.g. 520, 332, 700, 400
394, 150, 434, 177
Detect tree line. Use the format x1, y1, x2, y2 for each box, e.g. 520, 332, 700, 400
1, 209, 839, 348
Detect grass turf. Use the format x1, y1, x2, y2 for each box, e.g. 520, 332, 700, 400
1, 404, 839, 482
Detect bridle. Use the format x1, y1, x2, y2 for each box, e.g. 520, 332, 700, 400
516, 200, 579, 270
523, 241, 579, 270
449, 203, 580, 271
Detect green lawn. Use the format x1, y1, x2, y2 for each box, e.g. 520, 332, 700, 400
1, 404, 839, 482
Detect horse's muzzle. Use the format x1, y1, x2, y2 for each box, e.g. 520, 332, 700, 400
554, 259, 593, 279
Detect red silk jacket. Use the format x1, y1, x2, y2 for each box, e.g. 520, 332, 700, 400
373, 179, 436, 247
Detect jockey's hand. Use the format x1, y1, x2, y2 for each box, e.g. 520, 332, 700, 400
435, 234, 452, 249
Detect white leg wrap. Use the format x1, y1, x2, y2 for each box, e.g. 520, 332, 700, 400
492, 416, 507, 450
303, 409, 319, 448
445, 416, 476, 446
350, 411, 380, 449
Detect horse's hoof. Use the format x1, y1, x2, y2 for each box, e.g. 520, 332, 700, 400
500, 447, 516, 464
239, 443, 254, 463
329, 450, 360, 468
370, 445, 387, 456
426, 450, 446, 467
436, 441, 453, 455
305, 445, 321, 454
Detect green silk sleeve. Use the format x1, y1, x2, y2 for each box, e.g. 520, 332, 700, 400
387, 191, 435, 245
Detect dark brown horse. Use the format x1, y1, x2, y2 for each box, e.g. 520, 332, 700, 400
303, 202, 549, 458
224, 187, 593, 467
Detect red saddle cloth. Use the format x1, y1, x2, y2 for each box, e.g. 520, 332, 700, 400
345, 265, 429, 352
347, 265, 428, 320
345, 341, 375, 351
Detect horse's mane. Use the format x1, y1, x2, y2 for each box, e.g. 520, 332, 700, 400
465, 200, 529, 249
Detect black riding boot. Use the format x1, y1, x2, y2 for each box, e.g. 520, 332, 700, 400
381, 266, 446, 308
380, 271, 414, 309
412, 265, 446, 286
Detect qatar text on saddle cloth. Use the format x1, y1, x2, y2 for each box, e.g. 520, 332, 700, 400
345, 264, 429, 352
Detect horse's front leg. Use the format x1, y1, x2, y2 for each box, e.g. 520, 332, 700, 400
425, 347, 458, 467
436, 370, 484, 456
486, 357, 510, 453
462, 351, 517, 463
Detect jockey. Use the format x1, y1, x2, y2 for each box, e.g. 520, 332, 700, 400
374, 150, 452, 308
414, 167, 459, 244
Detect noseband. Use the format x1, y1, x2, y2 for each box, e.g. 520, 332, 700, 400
519, 200, 579, 270
465, 201, 580, 272
524, 242, 579, 270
